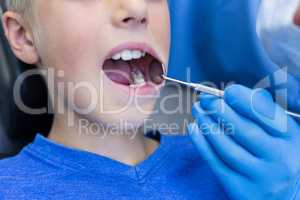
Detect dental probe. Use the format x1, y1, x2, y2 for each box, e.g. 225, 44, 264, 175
162, 75, 224, 97
162, 75, 300, 119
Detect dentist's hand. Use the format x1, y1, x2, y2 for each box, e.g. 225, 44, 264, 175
188, 85, 300, 200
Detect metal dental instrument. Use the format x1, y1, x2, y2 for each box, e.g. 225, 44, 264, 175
162, 75, 225, 97
162, 75, 300, 119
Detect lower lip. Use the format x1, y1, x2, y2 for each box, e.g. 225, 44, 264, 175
130, 83, 162, 96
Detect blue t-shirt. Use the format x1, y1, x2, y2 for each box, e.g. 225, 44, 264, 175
0, 134, 228, 200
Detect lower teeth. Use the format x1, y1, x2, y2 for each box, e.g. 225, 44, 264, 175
131, 68, 146, 86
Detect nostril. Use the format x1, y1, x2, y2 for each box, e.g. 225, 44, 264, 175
122, 17, 147, 25
141, 18, 147, 24
123, 17, 133, 24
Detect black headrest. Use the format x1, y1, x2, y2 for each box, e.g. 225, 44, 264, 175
0, 1, 6, 12
0, 8, 53, 158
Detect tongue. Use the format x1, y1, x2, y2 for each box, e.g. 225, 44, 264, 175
294, 6, 300, 26
103, 60, 132, 85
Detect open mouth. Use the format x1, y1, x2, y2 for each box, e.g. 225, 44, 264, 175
102, 48, 165, 87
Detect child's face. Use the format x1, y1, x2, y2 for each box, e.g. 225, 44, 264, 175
32, 0, 170, 128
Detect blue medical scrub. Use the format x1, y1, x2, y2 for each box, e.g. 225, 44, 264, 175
168, 0, 300, 113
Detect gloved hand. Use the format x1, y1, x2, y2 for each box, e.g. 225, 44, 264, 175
188, 84, 300, 200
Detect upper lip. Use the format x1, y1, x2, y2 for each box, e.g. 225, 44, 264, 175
104, 42, 163, 64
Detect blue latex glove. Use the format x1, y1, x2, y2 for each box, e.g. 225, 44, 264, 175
168, 0, 206, 82
188, 85, 300, 200
168, 0, 300, 113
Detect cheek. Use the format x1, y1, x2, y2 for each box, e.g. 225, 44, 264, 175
35, 6, 105, 74
35, 15, 107, 111
148, 4, 170, 55
38, 22, 98, 69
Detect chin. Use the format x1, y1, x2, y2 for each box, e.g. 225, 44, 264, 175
87, 107, 153, 132
115, 109, 154, 128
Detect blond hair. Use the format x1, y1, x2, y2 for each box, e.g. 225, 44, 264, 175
5, 0, 33, 22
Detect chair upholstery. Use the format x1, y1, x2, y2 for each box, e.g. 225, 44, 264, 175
0, 4, 53, 158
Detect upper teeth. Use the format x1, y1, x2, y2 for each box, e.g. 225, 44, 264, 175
112, 50, 146, 61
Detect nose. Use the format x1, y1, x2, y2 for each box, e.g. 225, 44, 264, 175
294, 6, 300, 26
112, 0, 148, 29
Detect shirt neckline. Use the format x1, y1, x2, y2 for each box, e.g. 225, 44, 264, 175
24, 133, 173, 181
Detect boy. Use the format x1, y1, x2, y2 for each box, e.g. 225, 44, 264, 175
0, 0, 228, 199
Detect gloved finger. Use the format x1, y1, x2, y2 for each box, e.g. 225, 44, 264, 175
188, 122, 242, 186
224, 85, 298, 139
188, 122, 253, 199
199, 94, 277, 159
192, 103, 262, 177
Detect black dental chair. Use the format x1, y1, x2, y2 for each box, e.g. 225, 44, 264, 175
0, 3, 53, 159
